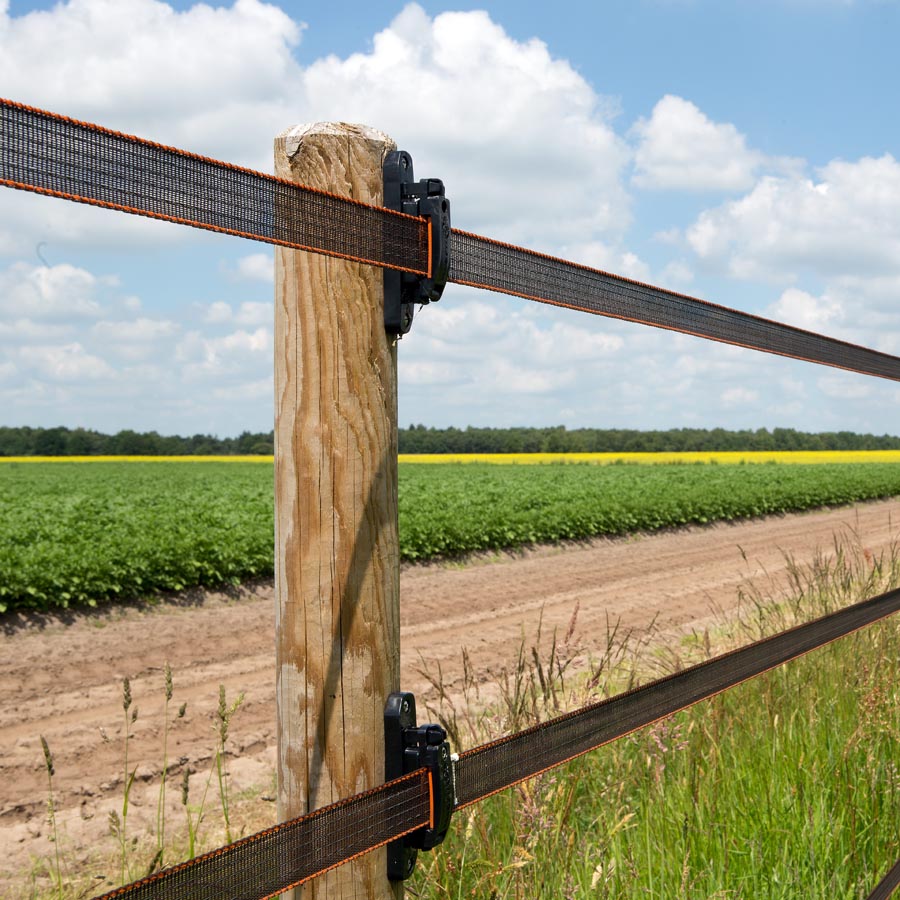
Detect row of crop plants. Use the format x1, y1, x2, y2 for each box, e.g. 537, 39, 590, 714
5, 459, 900, 612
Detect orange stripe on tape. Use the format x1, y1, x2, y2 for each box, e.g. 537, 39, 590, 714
0, 178, 429, 277
450, 277, 900, 382
451, 227, 896, 361
92, 768, 430, 899
456, 597, 900, 809
1, 97, 424, 224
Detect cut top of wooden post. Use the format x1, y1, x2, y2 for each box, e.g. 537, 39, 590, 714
278, 121, 395, 209
274, 122, 402, 900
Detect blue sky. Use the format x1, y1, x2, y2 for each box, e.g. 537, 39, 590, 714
2, 0, 900, 437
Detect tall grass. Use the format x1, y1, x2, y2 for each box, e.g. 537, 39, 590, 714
17, 681, 252, 900
411, 531, 900, 899
20, 530, 900, 899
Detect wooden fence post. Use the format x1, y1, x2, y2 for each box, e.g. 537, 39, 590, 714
274, 122, 401, 900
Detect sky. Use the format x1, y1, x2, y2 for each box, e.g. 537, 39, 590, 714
2, 0, 900, 437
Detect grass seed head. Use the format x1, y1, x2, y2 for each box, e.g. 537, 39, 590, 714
180, 768, 190, 806
122, 677, 132, 712
216, 685, 244, 743
164, 662, 173, 702
40, 735, 54, 777
217, 684, 226, 721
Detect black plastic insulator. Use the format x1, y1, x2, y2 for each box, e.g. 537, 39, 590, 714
384, 691, 456, 880
382, 151, 451, 336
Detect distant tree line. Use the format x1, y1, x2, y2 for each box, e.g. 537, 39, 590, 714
0, 426, 274, 456
397, 425, 900, 454
4, 424, 900, 457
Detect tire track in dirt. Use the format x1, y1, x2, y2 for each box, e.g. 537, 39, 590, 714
2, 499, 898, 886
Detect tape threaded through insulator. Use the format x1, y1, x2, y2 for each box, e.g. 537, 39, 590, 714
89, 769, 430, 900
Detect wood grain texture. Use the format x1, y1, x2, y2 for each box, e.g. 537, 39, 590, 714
274, 122, 401, 900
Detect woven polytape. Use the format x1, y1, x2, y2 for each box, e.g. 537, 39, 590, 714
450, 229, 900, 383
866, 858, 900, 900
6, 97, 900, 384
90, 769, 430, 900
0, 99, 429, 275
455, 586, 900, 807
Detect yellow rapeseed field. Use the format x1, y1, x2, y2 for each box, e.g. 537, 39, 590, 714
5, 451, 900, 465
0, 455, 273, 463
398, 451, 900, 465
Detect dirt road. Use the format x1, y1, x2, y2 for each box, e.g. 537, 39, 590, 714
2, 499, 898, 889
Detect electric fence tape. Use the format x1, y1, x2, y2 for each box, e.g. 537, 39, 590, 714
868, 858, 900, 900
90, 586, 900, 899
91, 770, 431, 900
5, 97, 900, 383
0, 98, 429, 276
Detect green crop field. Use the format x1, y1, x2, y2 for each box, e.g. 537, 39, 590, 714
398, 461, 900, 559
4, 459, 900, 612
0, 462, 273, 612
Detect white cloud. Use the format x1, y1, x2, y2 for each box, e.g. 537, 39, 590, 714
92, 318, 178, 342
234, 302, 271, 326
660, 260, 694, 286
0, 0, 635, 279
721, 386, 760, 408
666, 133, 900, 382
211, 376, 273, 401
205, 301, 234, 324
0, 252, 276, 431
91, 317, 180, 360
18, 342, 115, 381
398, 360, 460, 386
0, 262, 104, 319
235, 253, 275, 283
0, 0, 304, 254
176, 326, 271, 380
767, 287, 844, 333
685, 155, 900, 281
399, 290, 849, 430
654, 228, 682, 246
817, 374, 873, 400
0, 0, 302, 157
0, 319, 73, 343
484, 358, 576, 394
632, 95, 765, 192
401, 293, 623, 416
202, 300, 271, 326
561, 241, 651, 281
298, 5, 630, 247
0, 190, 188, 256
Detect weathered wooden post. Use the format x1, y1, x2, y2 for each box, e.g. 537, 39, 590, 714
274, 122, 401, 900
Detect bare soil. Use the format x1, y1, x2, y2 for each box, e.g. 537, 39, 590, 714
3, 499, 899, 892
